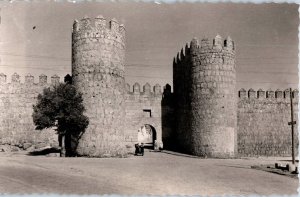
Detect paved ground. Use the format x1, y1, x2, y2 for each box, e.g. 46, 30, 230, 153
0, 150, 298, 195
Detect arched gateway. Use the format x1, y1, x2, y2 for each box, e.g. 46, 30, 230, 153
137, 124, 157, 148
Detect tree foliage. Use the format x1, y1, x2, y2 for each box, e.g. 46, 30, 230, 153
32, 83, 89, 137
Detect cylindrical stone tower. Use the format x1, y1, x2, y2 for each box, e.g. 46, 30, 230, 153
174, 35, 236, 158
72, 15, 126, 157
190, 35, 236, 157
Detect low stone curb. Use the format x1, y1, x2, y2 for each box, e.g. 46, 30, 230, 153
251, 165, 298, 179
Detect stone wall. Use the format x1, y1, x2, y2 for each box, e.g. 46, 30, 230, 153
238, 88, 299, 156
124, 82, 164, 151
173, 35, 237, 158
0, 73, 59, 152
161, 84, 175, 149
72, 16, 127, 157
0, 72, 298, 158
1, 16, 298, 159
173, 43, 192, 152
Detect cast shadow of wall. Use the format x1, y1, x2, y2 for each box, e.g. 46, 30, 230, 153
161, 84, 178, 152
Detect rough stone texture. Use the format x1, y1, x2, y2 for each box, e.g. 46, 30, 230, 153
173, 36, 237, 158
0, 18, 298, 158
238, 88, 299, 156
72, 16, 127, 157
0, 73, 59, 151
124, 83, 164, 152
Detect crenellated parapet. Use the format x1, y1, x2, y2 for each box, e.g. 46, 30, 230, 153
173, 42, 192, 65
238, 87, 299, 156
72, 15, 126, 80
238, 88, 299, 100
124, 82, 172, 104
174, 35, 235, 65
0, 73, 61, 86
173, 35, 235, 100
125, 82, 164, 98
0, 73, 64, 100
198, 35, 235, 66
72, 15, 125, 48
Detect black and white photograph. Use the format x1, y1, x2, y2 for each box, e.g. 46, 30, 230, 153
0, 1, 298, 196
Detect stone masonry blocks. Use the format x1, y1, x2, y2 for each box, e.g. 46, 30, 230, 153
0, 74, 61, 150
237, 89, 299, 156
0, 18, 298, 158
72, 15, 127, 157
173, 35, 236, 158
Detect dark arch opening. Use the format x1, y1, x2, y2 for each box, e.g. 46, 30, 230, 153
138, 124, 157, 149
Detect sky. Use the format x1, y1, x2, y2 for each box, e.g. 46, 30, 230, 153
0, 1, 298, 91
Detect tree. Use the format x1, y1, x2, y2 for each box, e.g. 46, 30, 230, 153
32, 82, 89, 157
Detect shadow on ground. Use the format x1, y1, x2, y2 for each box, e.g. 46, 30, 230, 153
215, 164, 250, 169
251, 165, 298, 179
160, 150, 201, 158
279, 159, 299, 162
28, 147, 60, 156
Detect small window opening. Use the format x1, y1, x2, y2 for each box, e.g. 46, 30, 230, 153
143, 109, 152, 118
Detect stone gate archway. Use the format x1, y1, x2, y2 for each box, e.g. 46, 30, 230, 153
137, 124, 157, 149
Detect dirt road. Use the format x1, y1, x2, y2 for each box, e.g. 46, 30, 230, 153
0, 151, 298, 195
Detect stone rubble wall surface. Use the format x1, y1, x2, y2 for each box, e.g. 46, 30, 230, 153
0, 17, 298, 159
124, 83, 164, 152
71, 16, 127, 157
0, 73, 59, 151
173, 36, 237, 158
237, 89, 299, 156
0, 74, 296, 157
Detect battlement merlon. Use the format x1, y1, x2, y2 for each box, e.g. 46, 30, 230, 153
72, 15, 125, 44
0, 73, 62, 85
238, 88, 299, 99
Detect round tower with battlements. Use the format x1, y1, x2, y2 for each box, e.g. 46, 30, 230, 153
71, 15, 126, 157
174, 35, 237, 158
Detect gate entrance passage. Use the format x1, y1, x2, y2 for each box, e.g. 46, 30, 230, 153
137, 124, 157, 149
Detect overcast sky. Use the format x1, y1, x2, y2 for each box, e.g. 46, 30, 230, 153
0, 2, 298, 91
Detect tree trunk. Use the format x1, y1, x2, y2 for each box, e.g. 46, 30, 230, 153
60, 134, 66, 157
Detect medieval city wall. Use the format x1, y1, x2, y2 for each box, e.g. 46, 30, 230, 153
238, 88, 299, 156
0, 15, 298, 158
0, 73, 59, 151
124, 82, 163, 150
0, 72, 298, 158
